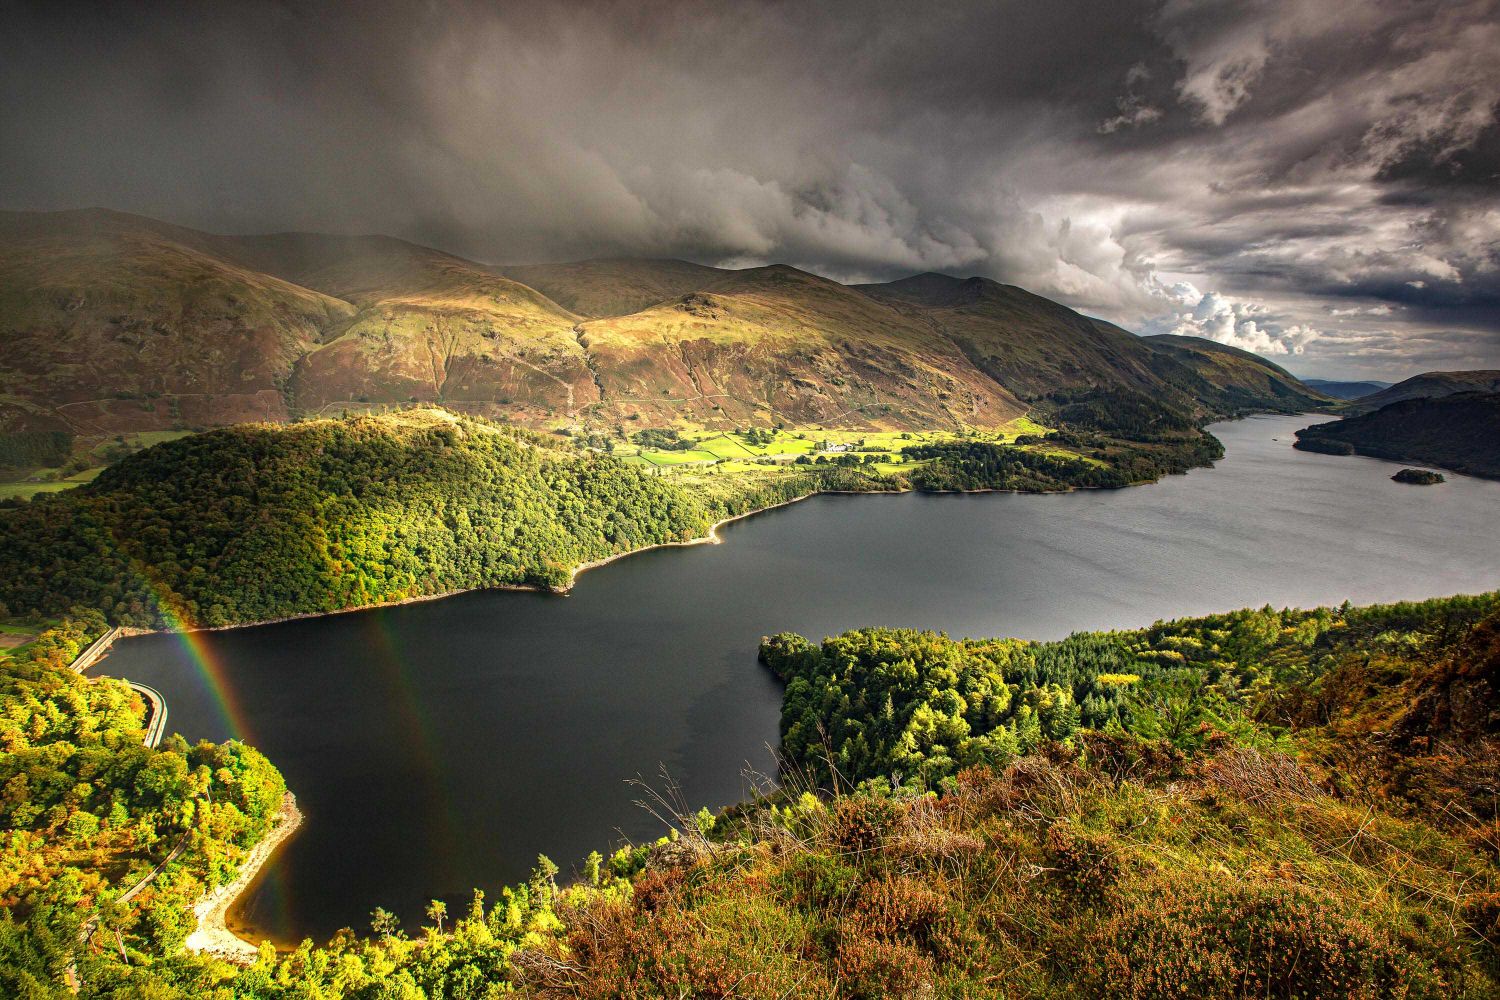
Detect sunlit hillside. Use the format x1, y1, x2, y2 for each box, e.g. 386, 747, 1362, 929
0, 210, 1330, 443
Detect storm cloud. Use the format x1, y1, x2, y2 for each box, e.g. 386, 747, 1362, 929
2, 0, 1496, 378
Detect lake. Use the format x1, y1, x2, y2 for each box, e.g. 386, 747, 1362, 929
98, 415, 1500, 944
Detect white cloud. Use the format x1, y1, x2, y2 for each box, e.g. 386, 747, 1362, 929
1142, 284, 1321, 355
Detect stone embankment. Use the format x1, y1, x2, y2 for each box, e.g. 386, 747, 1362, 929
184, 791, 304, 963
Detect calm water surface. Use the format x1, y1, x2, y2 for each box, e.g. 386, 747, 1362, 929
100, 415, 1500, 943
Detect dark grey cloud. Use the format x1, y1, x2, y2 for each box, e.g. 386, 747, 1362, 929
1, 0, 1497, 378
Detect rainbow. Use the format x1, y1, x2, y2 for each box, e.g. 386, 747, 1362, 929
125, 561, 465, 911
361, 611, 464, 871
161, 611, 255, 743
117, 553, 257, 743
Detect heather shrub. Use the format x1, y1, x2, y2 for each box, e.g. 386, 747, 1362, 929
829, 794, 901, 856
1045, 821, 1121, 903
834, 929, 936, 999
1087, 876, 1443, 999
775, 850, 860, 912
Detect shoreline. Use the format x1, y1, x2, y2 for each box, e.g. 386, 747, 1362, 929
114, 486, 859, 638
102, 476, 1177, 642
562, 487, 836, 584
184, 791, 303, 963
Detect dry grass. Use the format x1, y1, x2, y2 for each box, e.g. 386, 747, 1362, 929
505, 738, 1499, 998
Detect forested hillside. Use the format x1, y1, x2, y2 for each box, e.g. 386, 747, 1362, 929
0, 612, 286, 973
761, 592, 1500, 787
0, 409, 837, 628
0, 405, 1231, 630
4, 591, 1496, 997
1294, 391, 1500, 479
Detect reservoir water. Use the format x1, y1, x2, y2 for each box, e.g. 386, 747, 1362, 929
99, 415, 1500, 943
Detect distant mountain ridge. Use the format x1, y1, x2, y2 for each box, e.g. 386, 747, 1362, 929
1303, 377, 1392, 400
1, 208, 1330, 435
1349, 370, 1500, 413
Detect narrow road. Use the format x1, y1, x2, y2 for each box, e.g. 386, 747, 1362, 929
68, 626, 120, 674
69, 629, 164, 748
66, 628, 180, 988
129, 682, 168, 748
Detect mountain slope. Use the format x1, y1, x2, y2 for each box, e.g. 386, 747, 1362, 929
0, 210, 598, 431
574, 265, 1027, 428
1294, 391, 1500, 478
1350, 370, 1500, 413
1, 211, 1330, 435
224, 233, 597, 422
856, 274, 1328, 417
135, 224, 598, 423
858, 273, 1174, 402
1142, 334, 1331, 413
0, 209, 354, 433
499, 258, 728, 318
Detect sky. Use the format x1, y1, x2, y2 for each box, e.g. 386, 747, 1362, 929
2, 0, 1497, 380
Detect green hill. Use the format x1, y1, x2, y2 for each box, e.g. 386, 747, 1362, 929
0, 408, 748, 627
1141, 334, 1331, 413
1294, 391, 1500, 479
0, 407, 1231, 630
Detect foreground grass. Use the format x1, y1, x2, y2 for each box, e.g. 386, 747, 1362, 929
511, 745, 1493, 998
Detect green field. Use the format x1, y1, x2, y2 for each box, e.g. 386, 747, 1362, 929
619, 417, 1049, 477
0, 616, 56, 664
0, 468, 101, 499
0, 430, 192, 499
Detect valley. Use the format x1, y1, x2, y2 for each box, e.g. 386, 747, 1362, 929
5, 3, 1498, 996
5, 211, 1497, 1000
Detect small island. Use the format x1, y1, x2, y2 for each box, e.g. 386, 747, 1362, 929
1392, 467, 1445, 485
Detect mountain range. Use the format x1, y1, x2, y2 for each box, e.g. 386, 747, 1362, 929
1302, 377, 1391, 400
0, 209, 1330, 436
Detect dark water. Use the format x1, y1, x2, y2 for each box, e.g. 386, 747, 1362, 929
99, 415, 1500, 943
